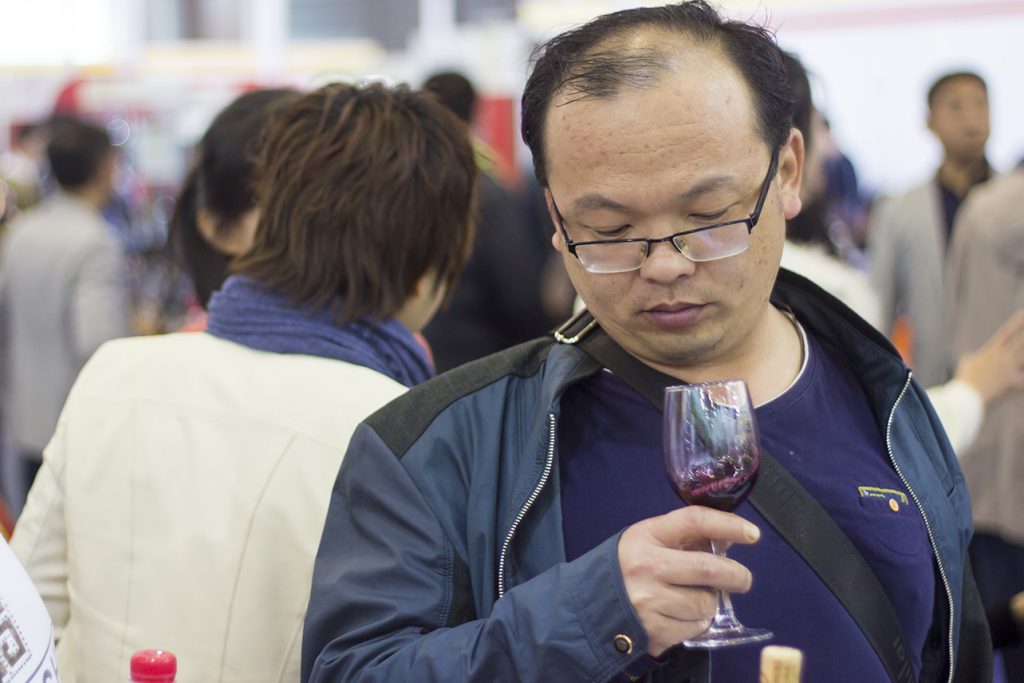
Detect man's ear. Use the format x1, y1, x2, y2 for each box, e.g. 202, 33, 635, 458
778, 128, 805, 220
545, 188, 565, 253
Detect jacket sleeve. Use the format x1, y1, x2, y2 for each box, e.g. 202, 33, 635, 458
302, 424, 653, 683
9, 410, 72, 637
71, 235, 130, 365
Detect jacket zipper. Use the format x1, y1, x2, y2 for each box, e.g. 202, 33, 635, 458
498, 412, 557, 598
885, 373, 955, 683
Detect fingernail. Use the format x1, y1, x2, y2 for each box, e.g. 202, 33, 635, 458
746, 524, 760, 541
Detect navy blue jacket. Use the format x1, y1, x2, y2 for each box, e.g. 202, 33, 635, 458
302, 270, 990, 683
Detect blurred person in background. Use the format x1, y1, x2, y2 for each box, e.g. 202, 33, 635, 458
819, 116, 871, 265
419, 70, 556, 371
0, 118, 130, 513
869, 70, 993, 387
170, 88, 300, 329
945, 165, 1024, 680
780, 51, 882, 330
0, 122, 48, 212
782, 53, 1024, 457
10, 81, 476, 683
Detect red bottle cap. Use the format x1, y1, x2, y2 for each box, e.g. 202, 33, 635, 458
130, 649, 177, 682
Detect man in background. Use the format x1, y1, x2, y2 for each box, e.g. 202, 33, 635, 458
869, 70, 993, 387
0, 118, 130, 507
420, 71, 564, 371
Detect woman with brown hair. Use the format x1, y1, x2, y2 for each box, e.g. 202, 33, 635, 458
11, 81, 477, 683
170, 87, 300, 314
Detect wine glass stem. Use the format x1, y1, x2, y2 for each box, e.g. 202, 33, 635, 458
710, 540, 742, 629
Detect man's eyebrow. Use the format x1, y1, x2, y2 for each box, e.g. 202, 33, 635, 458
569, 174, 739, 214
571, 194, 629, 213
679, 175, 738, 200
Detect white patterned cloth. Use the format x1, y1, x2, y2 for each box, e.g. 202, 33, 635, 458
0, 538, 59, 682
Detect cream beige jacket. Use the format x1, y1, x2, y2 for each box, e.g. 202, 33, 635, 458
11, 332, 406, 683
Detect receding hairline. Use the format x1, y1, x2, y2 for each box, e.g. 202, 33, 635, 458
552, 26, 726, 104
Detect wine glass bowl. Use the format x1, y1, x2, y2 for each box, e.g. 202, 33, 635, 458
664, 382, 760, 512
663, 380, 772, 648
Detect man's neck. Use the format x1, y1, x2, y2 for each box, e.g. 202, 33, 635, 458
937, 156, 988, 198
658, 306, 804, 407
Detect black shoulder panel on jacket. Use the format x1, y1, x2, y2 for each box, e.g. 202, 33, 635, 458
364, 337, 554, 459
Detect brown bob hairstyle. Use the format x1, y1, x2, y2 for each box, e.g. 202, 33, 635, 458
233, 81, 477, 324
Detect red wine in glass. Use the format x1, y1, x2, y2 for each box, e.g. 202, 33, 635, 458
672, 451, 760, 511
663, 380, 772, 648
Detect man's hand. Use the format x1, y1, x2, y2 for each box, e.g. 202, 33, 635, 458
618, 506, 761, 657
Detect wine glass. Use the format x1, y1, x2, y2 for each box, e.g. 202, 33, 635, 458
663, 380, 772, 648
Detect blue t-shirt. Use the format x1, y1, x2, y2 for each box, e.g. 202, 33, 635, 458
559, 327, 935, 681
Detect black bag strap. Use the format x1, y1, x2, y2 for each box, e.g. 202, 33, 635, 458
563, 315, 915, 683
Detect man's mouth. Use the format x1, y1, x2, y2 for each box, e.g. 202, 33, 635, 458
644, 302, 708, 328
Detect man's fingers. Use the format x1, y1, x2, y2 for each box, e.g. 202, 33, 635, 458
621, 544, 754, 594
642, 611, 714, 657
664, 547, 754, 594
628, 578, 719, 622
992, 310, 1024, 348
644, 505, 760, 550
656, 586, 721, 623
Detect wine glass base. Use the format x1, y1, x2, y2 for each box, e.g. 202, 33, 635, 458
681, 625, 773, 649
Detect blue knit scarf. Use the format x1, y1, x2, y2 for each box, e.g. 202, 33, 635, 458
206, 275, 433, 388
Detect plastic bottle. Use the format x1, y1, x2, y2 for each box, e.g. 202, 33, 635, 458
130, 649, 177, 683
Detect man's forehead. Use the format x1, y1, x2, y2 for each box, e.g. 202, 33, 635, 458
544, 46, 756, 148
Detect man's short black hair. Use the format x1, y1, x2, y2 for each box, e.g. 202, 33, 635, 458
521, 0, 794, 188
46, 118, 112, 191
422, 71, 477, 124
927, 71, 987, 110
782, 51, 812, 151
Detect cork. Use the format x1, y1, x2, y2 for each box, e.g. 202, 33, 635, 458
759, 645, 803, 683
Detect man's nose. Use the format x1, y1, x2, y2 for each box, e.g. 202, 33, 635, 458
640, 239, 697, 283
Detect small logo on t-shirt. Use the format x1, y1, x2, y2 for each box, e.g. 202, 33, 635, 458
858, 486, 908, 506
0, 597, 29, 682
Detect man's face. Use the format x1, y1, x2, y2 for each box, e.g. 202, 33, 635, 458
928, 77, 989, 163
543, 45, 803, 376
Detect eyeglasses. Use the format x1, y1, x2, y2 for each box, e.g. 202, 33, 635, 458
550, 148, 780, 274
